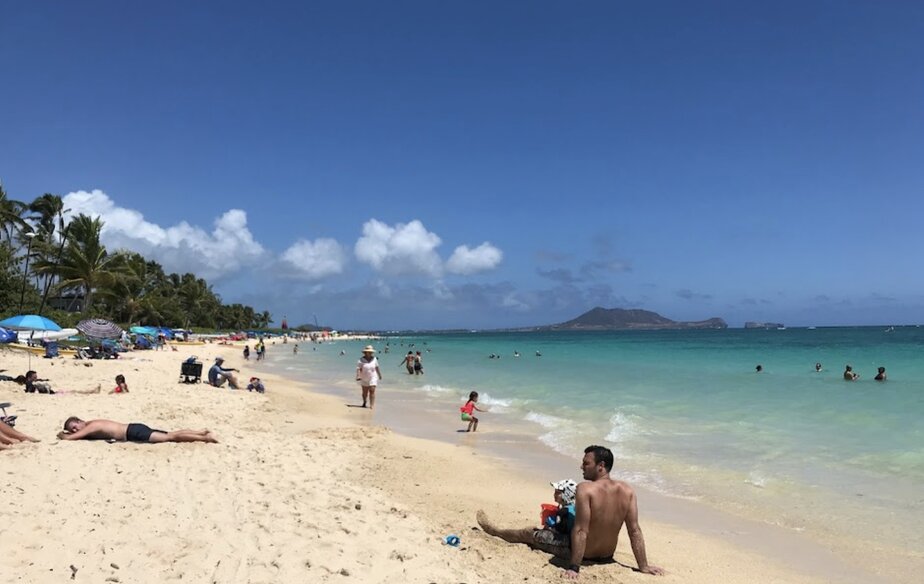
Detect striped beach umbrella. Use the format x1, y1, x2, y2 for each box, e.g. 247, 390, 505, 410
76, 318, 123, 340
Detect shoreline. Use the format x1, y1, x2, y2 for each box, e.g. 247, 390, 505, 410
262, 341, 916, 583
0, 343, 913, 582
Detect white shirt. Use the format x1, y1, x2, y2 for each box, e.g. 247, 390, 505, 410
357, 357, 380, 385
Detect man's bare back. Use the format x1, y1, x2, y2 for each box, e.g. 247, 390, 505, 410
58, 419, 128, 441
575, 476, 634, 559
478, 445, 662, 579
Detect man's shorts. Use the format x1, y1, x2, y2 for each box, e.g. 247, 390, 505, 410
126, 423, 166, 443
532, 528, 569, 551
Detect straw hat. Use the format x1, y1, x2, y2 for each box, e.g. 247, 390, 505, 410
362, 345, 375, 353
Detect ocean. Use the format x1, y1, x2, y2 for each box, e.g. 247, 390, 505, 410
263, 327, 923, 565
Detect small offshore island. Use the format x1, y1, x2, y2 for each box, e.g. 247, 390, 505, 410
534, 307, 728, 331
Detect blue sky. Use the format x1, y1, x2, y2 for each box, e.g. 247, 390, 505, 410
2, 1, 924, 329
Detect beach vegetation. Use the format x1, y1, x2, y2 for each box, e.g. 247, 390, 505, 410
0, 185, 270, 330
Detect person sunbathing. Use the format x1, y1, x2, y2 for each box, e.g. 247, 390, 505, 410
57, 417, 218, 443
0, 420, 40, 449
13, 371, 101, 394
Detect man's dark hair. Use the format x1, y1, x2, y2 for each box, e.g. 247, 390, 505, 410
63, 416, 81, 431
584, 445, 614, 472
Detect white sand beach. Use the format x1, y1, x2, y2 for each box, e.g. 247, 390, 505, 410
0, 343, 892, 583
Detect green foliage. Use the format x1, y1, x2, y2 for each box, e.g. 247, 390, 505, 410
0, 185, 270, 330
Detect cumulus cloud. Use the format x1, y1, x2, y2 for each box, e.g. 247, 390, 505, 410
446, 242, 502, 275
354, 219, 443, 276
63, 189, 265, 280
280, 238, 347, 280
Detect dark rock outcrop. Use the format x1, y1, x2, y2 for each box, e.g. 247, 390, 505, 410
544, 307, 728, 331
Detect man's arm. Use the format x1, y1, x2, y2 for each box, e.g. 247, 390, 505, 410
565, 484, 592, 578
625, 490, 664, 575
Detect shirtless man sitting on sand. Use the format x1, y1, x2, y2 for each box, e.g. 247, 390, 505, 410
57, 417, 218, 444
477, 445, 663, 579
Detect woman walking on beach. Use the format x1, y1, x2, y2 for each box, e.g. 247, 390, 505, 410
356, 345, 382, 409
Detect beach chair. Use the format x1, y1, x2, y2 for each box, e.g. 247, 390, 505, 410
0, 402, 17, 427
44, 341, 60, 358
180, 360, 203, 384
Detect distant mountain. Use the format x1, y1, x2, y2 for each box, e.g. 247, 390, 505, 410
542, 307, 727, 331
744, 321, 785, 329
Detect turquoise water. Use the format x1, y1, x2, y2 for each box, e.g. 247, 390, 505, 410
266, 327, 924, 555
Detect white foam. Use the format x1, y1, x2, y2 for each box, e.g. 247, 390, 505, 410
604, 411, 635, 443
524, 411, 567, 428
478, 392, 512, 410
745, 471, 769, 488
418, 384, 455, 395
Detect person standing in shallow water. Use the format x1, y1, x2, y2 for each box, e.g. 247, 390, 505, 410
874, 367, 887, 381
844, 365, 859, 381
399, 351, 414, 375
355, 345, 382, 408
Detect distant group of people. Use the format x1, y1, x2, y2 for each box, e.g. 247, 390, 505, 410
399, 351, 424, 375
842, 364, 887, 381
753, 362, 888, 381
242, 339, 266, 361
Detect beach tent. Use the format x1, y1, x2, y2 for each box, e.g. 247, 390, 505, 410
0, 327, 16, 344
134, 335, 153, 349
157, 327, 175, 339
130, 326, 158, 336
16, 328, 79, 343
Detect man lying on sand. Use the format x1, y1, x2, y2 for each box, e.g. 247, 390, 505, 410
57, 417, 218, 444
477, 445, 663, 579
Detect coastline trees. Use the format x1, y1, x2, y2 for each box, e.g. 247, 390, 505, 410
0, 183, 270, 329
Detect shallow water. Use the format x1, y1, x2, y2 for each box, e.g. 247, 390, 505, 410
264, 327, 924, 562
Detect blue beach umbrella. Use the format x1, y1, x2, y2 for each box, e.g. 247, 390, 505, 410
0, 314, 62, 332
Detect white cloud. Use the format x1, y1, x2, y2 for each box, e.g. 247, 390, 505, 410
502, 292, 531, 311
354, 219, 443, 276
62, 189, 265, 280
280, 238, 347, 280
446, 242, 503, 275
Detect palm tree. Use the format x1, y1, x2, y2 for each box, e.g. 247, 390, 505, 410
28, 193, 67, 239
0, 182, 27, 244
37, 214, 126, 314
27, 193, 69, 301
256, 310, 272, 328
97, 253, 165, 324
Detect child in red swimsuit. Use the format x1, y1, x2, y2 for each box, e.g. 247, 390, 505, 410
460, 391, 485, 432
111, 374, 129, 394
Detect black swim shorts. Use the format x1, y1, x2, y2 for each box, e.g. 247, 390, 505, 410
125, 423, 165, 443
532, 528, 570, 550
